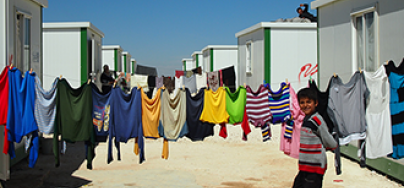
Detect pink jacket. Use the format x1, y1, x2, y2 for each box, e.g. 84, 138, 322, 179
280, 84, 305, 159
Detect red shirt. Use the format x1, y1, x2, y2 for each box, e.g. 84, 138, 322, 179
0, 67, 9, 154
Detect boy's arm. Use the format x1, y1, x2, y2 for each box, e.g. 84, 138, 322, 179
311, 116, 338, 150
302, 4, 309, 12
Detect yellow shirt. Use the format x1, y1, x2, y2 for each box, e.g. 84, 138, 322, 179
199, 87, 229, 124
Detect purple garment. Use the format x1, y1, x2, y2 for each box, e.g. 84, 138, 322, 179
155, 77, 163, 89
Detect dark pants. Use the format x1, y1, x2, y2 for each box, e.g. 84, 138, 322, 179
292, 171, 323, 188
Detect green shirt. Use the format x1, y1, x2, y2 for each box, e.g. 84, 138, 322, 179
225, 86, 247, 124
54, 79, 95, 169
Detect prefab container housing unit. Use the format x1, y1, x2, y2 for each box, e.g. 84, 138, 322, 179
102, 45, 123, 72
0, 0, 48, 181
131, 58, 137, 74
202, 45, 239, 86
182, 58, 194, 71
122, 51, 131, 73
235, 22, 317, 91
42, 22, 104, 89
312, 0, 404, 181
192, 51, 203, 71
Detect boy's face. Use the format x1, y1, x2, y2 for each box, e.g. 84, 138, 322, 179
299, 97, 318, 116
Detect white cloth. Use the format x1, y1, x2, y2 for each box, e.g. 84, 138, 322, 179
363, 66, 393, 159
174, 76, 184, 96
94, 72, 102, 92
131, 74, 149, 92
160, 89, 187, 140
196, 73, 207, 90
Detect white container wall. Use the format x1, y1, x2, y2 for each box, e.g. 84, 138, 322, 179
192, 51, 203, 71
312, 0, 404, 179
312, 0, 404, 90
43, 22, 104, 89
236, 22, 317, 91
102, 45, 123, 72
131, 58, 136, 73
122, 51, 131, 73
0, 0, 48, 181
182, 58, 194, 71
202, 45, 239, 86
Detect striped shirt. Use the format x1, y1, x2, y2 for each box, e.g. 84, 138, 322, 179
34, 76, 58, 134
265, 82, 290, 123
299, 112, 337, 175
245, 84, 272, 127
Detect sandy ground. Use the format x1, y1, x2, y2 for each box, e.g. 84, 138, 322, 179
4, 124, 404, 188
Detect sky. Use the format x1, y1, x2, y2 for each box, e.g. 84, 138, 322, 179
43, 0, 317, 76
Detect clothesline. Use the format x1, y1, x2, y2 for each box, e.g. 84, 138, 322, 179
1, 61, 403, 176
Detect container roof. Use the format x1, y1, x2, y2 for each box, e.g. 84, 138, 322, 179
182, 58, 192, 62
235, 22, 316, 38
131, 58, 136, 62
201, 45, 238, 52
191, 51, 202, 57
311, 0, 341, 9
31, 0, 48, 7
122, 51, 131, 55
135, 64, 158, 77
43, 22, 104, 37
102, 45, 123, 50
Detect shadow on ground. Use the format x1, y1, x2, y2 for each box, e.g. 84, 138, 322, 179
4, 140, 92, 188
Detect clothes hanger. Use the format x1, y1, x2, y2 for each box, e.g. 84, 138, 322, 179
137, 83, 141, 90
87, 78, 91, 84
359, 67, 362, 73
59, 75, 62, 80
9, 55, 13, 70
333, 73, 337, 77
29, 68, 33, 74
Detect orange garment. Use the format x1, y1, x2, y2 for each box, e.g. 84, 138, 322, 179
141, 88, 161, 138
162, 139, 169, 159
199, 87, 229, 124
135, 88, 162, 155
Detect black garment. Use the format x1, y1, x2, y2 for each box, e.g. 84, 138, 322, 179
101, 71, 116, 94
185, 88, 215, 141
299, 4, 317, 22
221, 66, 236, 92
163, 76, 175, 94
292, 171, 324, 188
384, 59, 404, 76
309, 79, 341, 175
192, 67, 202, 75
308, 80, 334, 133
147, 76, 156, 99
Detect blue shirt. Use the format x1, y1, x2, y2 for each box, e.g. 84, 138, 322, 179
7, 69, 38, 168
108, 87, 144, 164
91, 83, 111, 142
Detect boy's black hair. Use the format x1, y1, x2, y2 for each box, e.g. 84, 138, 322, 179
296, 7, 302, 13
297, 88, 318, 102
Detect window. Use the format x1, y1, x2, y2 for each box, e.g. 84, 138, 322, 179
15, 12, 31, 73
352, 6, 378, 72
246, 41, 252, 73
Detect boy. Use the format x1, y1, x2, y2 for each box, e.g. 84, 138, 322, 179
292, 88, 337, 188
